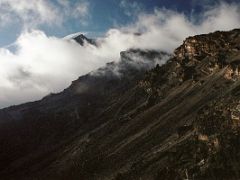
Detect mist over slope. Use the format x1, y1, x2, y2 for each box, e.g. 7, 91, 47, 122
0, 29, 240, 179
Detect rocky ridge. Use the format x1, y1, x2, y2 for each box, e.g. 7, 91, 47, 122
73, 34, 97, 46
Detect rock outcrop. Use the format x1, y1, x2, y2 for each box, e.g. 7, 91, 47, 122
73, 34, 97, 46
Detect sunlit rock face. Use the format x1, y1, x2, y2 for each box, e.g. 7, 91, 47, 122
173, 29, 240, 81
136, 29, 240, 179
174, 29, 240, 61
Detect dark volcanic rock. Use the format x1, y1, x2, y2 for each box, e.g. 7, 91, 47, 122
73, 34, 97, 46
0, 29, 240, 180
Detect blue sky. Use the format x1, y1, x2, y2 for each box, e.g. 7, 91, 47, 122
0, 0, 239, 47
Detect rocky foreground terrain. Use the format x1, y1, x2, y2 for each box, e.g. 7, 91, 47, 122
0, 29, 240, 180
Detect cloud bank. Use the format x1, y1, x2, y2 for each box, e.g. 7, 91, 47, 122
0, 0, 89, 28
0, 2, 240, 108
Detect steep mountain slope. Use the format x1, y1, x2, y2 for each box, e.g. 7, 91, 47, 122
0, 48, 168, 179
0, 29, 240, 180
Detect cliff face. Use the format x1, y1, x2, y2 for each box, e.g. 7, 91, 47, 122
134, 29, 240, 180
0, 29, 240, 180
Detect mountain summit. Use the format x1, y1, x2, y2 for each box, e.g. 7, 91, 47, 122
64, 33, 96, 46
0, 29, 240, 180
73, 34, 96, 46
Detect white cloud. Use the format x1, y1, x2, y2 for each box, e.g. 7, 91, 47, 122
0, 0, 60, 27
0, 30, 112, 107
0, 0, 90, 28
57, 0, 90, 25
0, 2, 240, 108
73, 1, 89, 18
114, 3, 240, 52
200, 3, 240, 32
120, 0, 143, 17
